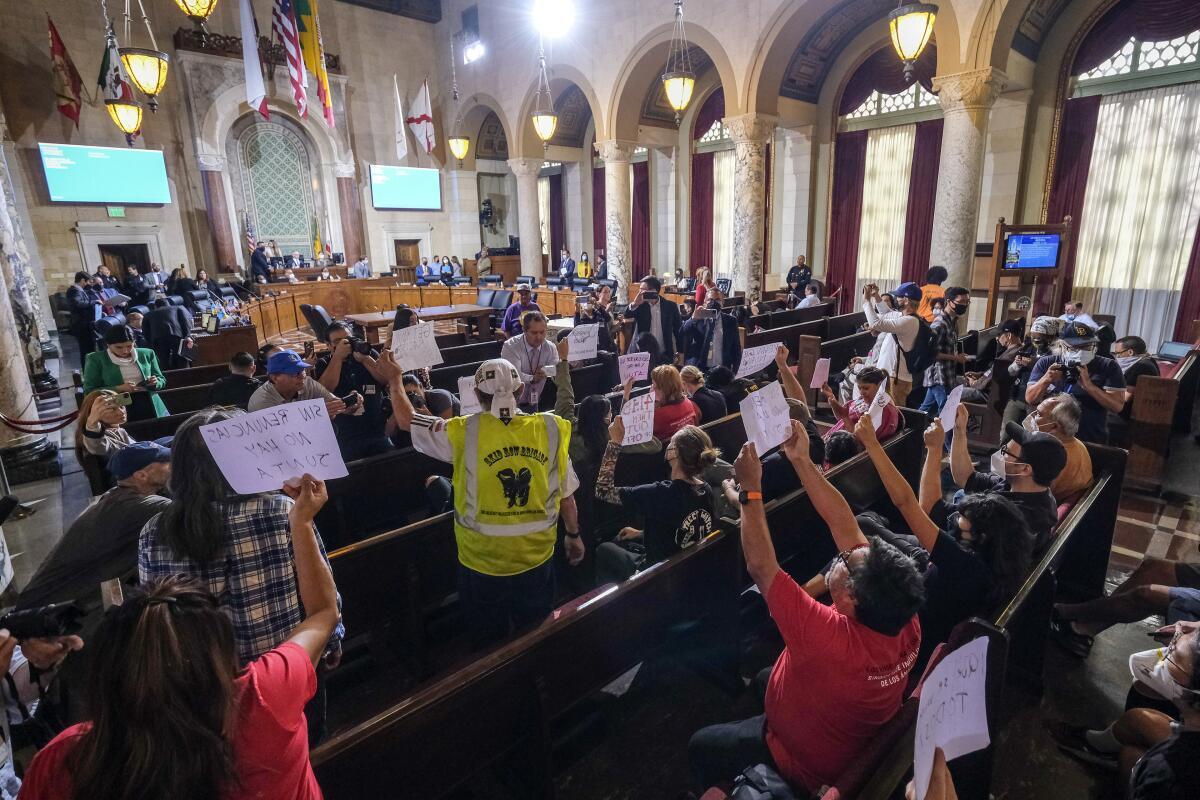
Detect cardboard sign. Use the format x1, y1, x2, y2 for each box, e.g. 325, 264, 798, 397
619, 352, 652, 383
810, 357, 831, 389
913, 636, 991, 800
391, 323, 444, 372
199, 400, 349, 494
736, 344, 777, 379
621, 392, 655, 446
457, 376, 483, 413
567, 323, 600, 361
740, 382, 791, 455
939, 385, 965, 433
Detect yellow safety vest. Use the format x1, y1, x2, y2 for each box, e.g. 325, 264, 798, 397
445, 412, 572, 576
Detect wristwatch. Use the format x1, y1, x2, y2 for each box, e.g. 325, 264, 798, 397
738, 489, 763, 505
564, 530, 581, 539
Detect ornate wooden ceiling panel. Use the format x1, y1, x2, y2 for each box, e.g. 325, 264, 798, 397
548, 84, 593, 148
1011, 0, 1074, 60
476, 111, 509, 160
779, 0, 894, 102
334, 0, 441, 23
639, 46, 715, 128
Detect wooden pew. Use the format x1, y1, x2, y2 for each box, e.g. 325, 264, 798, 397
438, 339, 503, 367
1125, 348, 1197, 492
125, 412, 192, 441
162, 363, 230, 388
793, 331, 875, 405
743, 319, 826, 367
156, 383, 217, 416
826, 311, 867, 340
746, 301, 835, 331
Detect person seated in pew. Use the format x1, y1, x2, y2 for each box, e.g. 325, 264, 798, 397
820, 366, 900, 441
961, 318, 1024, 403
1026, 320, 1125, 445
315, 322, 394, 460
384, 351, 585, 649
1021, 394, 1093, 501
1109, 335, 1161, 445
691, 423, 925, 793
651, 364, 702, 442
1001, 315, 1061, 430
592, 422, 717, 583
83, 325, 169, 422
948, 406, 1065, 554
500, 285, 542, 338
76, 389, 135, 461
125, 309, 147, 349
501, 311, 559, 412
796, 281, 822, 309
680, 365, 727, 423
576, 286, 617, 353
402, 373, 460, 420
823, 430, 861, 468
681, 297, 696, 322
247, 349, 350, 419
23, 475, 338, 800
681, 294, 742, 373
207, 351, 263, 410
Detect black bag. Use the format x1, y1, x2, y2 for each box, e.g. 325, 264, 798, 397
730, 764, 799, 800
897, 316, 937, 376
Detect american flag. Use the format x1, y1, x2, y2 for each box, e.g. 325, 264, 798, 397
245, 214, 257, 252
272, 0, 307, 117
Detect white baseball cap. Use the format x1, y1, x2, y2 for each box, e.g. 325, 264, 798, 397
473, 358, 522, 419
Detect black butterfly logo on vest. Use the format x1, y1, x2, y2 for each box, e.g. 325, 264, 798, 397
497, 467, 532, 508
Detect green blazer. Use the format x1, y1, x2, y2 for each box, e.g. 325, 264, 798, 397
82, 348, 169, 418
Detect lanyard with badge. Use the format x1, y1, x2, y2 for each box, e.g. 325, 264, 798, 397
526, 341, 542, 406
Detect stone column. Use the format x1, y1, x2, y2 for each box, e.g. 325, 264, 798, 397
508, 158, 545, 278
335, 164, 366, 266
197, 154, 239, 274
446, 168, 481, 264
595, 140, 637, 301
930, 68, 1008, 288
725, 114, 776, 301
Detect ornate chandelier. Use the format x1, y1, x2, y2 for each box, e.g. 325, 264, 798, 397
661, 0, 695, 123
530, 41, 557, 144
119, 0, 169, 111
888, 1, 938, 83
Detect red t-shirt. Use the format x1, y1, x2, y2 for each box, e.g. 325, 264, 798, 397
826, 397, 900, 440
695, 284, 709, 306
763, 571, 920, 792
21, 642, 322, 800
653, 398, 701, 441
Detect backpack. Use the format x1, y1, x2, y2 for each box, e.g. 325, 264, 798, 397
729, 764, 799, 800
895, 316, 937, 376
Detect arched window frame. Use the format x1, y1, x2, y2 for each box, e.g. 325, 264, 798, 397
1075, 29, 1200, 97
838, 83, 941, 132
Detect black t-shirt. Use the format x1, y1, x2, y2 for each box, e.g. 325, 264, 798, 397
1130, 729, 1200, 800
923, 530, 993, 647
207, 374, 262, 410
314, 354, 388, 442
690, 386, 728, 424
760, 420, 825, 502
1121, 357, 1160, 419
618, 479, 715, 564
964, 471, 1058, 553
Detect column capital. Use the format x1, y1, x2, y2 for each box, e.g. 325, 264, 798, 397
593, 139, 639, 164
507, 157, 543, 178
332, 163, 356, 179
196, 152, 227, 172
724, 113, 777, 145
933, 68, 1009, 115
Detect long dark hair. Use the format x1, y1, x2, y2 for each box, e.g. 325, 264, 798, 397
68, 577, 240, 800
158, 409, 238, 563
956, 493, 1033, 607
577, 395, 612, 463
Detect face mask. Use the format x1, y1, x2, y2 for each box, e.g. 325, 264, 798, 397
1077, 349, 1096, 366
990, 449, 1008, 478
952, 303, 969, 316
1129, 647, 1189, 703
1023, 413, 1039, 433
1116, 354, 1140, 371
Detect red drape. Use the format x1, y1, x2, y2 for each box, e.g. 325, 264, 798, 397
693, 89, 725, 141
1074, 0, 1200, 75
900, 119, 944, 284
592, 166, 606, 257
1045, 95, 1101, 304
763, 142, 772, 282
839, 45, 937, 116
690, 151, 714, 275
549, 172, 565, 261
1175, 218, 1200, 342
631, 161, 651, 281
826, 131, 868, 312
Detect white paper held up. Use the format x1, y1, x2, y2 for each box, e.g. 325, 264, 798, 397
869, 391, 892, 430
736, 344, 778, 379
457, 376, 483, 413
198, 400, 349, 494
912, 636, 991, 800
619, 352, 651, 383
810, 357, 832, 389
567, 324, 600, 361
939, 385, 965, 432
740, 382, 792, 454
391, 324, 444, 372
620, 392, 655, 446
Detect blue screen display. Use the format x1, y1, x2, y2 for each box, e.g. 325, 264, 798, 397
39, 143, 171, 204
1004, 233, 1061, 269
370, 165, 442, 210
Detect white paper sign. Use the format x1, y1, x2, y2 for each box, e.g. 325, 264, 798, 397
619, 352, 651, 383
736, 344, 778, 379
810, 357, 832, 389
198, 400, 349, 494
938, 385, 965, 432
457, 376, 483, 413
621, 392, 655, 445
913, 636, 991, 800
567, 323, 600, 361
740, 382, 792, 455
542, 363, 556, 378
869, 391, 893, 431
391, 323, 444, 372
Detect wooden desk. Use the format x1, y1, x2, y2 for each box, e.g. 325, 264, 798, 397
271, 265, 348, 282
465, 254, 521, 284
345, 304, 495, 344
190, 324, 259, 366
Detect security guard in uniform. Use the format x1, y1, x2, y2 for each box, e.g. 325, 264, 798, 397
385, 351, 584, 648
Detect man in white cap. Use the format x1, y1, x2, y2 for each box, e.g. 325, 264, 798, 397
381, 350, 583, 648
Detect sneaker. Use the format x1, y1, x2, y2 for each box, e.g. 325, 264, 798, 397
1049, 615, 1094, 658
1045, 721, 1118, 771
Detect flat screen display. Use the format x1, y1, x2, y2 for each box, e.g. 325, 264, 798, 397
39, 143, 171, 204
1004, 233, 1061, 270
369, 165, 442, 210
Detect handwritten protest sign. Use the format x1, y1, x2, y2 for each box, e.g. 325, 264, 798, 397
199, 400, 348, 494
619, 352, 651, 383
868, 391, 893, 430
913, 636, 991, 800
391, 323, 443, 372
740, 382, 792, 454
939, 385, 965, 432
736, 344, 777, 379
567, 324, 599, 361
621, 392, 655, 446
457, 377, 483, 413
810, 357, 831, 389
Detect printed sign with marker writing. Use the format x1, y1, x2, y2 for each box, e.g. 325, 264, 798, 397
740, 381, 792, 455
809, 357, 831, 389
567, 323, 599, 361
199, 400, 348, 494
619, 352, 651, 383
620, 392, 655, 446
736, 344, 777, 379
391, 323, 444, 372
912, 636, 991, 800
939, 385, 965, 433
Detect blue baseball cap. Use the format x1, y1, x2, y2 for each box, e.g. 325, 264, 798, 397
108, 441, 171, 480
894, 282, 922, 302
266, 350, 312, 375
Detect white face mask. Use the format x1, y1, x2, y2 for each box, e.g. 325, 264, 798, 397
990, 449, 1008, 478
1116, 354, 1141, 371
1129, 647, 1189, 703
1023, 413, 1038, 433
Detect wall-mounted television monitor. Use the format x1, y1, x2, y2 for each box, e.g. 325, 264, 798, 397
369, 164, 442, 211
39, 143, 171, 204
1003, 233, 1061, 270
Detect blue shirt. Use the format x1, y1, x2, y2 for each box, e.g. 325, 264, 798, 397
1028, 354, 1125, 443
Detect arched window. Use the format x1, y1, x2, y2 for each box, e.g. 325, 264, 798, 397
233, 120, 318, 258
1077, 30, 1200, 84
697, 119, 729, 144
844, 84, 939, 121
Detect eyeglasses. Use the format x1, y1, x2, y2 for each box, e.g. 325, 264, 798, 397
834, 542, 870, 569
999, 443, 1027, 465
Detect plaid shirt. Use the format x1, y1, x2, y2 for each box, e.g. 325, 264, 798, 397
139, 493, 344, 665
923, 309, 958, 388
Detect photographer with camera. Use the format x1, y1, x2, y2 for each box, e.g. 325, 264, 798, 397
1026, 320, 1125, 444
313, 322, 393, 460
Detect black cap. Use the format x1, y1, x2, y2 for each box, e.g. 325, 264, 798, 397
1000, 318, 1025, 337
1060, 320, 1098, 347
1003, 421, 1067, 487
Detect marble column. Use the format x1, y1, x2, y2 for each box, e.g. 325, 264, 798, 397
508, 158, 545, 278
930, 68, 1008, 288
725, 114, 775, 301
335, 167, 366, 265
446, 168, 481, 263
198, 154, 239, 274
595, 140, 636, 301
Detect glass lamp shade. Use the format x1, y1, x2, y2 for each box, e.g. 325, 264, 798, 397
174, 0, 220, 24
531, 112, 558, 142
106, 99, 143, 136
662, 71, 696, 113
448, 136, 471, 161
888, 3, 937, 63
120, 48, 170, 101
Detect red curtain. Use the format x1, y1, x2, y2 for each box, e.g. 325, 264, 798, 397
690, 152, 714, 275
839, 45, 936, 116
1176, 219, 1200, 342
693, 89, 725, 142
549, 172, 565, 261
592, 166, 606, 257
826, 130, 868, 311
631, 161, 651, 281
1074, 0, 1200, 75
900, 119, 944, 284
1046, 95, 1101, 303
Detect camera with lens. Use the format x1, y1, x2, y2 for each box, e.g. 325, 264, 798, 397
346, 337, 375, 357
0, 602, 83, 640
1062, 364, 1080, 384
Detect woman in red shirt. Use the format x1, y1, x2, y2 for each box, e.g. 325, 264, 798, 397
694, 267, 716, 306
821, 366, 900, 441
20, 475, 338, 800
651, 364, 701, 442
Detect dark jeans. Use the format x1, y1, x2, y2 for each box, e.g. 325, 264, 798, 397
688, 667, 776, 789
457, 558, 555, 650
425, 475, 453, 514
595, 540, 643, 584
305, 665, 328, 746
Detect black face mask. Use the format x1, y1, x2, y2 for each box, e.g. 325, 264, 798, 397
952, 302, 969, 316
